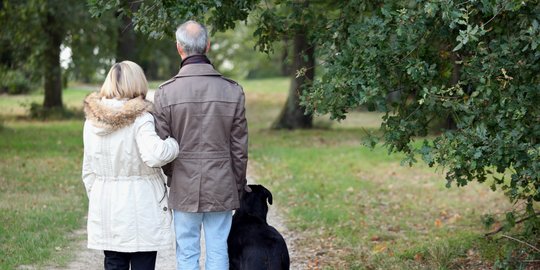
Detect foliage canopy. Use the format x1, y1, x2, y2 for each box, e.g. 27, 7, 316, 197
0, 0, 117, 80
305, 0, 540, 211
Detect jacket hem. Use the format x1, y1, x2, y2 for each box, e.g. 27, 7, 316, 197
169, 204, 239, 213
87, 243, 173, 252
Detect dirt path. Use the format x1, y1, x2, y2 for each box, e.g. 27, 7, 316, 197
266, 193, 308, 270
22, 169, 307, 270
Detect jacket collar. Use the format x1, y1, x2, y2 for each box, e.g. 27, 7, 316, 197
175, 63, 221, 78
83, 92, 153, 132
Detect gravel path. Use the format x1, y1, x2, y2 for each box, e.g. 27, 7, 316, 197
21, 171, 307, 270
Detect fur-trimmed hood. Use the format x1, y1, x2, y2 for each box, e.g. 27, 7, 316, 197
84, 92, 153, 135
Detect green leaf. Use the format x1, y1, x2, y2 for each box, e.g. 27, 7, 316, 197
505, 212, 516, 228
453, 42, 463, 51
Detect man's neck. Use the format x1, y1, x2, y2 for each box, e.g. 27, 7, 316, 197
180, 54, 212, 68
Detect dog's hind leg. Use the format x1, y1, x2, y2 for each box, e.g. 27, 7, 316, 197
236, 249, 274, 270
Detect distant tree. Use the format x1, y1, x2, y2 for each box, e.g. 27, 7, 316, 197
0, 31, 35, 94
209, 21, 287, 80
112, 0, 188, 81
271, 25, 314, 129
265, 1, 316, 129
0, 0, 116, 109
135, 38, 180, 81
115, 0, 138, 63
116, 12, 179, 80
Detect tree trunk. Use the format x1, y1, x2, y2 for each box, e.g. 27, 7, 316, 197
280, 37, 291, 76
42, 12, 63, 109
116, 0, 138, 62
271, 30, 314, 129
116, 18, 136, 61
142, 59, 159, 80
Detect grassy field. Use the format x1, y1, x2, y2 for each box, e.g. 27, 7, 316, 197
0, 85, 98, 269
0, 78, 513, 269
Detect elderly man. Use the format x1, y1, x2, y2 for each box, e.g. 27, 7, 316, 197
152, 20, 249, 270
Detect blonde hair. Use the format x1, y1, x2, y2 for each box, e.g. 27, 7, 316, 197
100, 61, 148, 99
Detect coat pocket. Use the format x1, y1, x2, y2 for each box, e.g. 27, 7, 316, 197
202, 158, 237, 206
157, 184, 172, 229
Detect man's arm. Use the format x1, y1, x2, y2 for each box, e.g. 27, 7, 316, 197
152, 88, 174, 181
153, 88, 171, 139
230, 90, 248, 196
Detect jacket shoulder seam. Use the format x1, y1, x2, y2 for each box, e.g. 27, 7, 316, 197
159, 78, 177, 89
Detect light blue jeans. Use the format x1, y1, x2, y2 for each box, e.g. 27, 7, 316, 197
174, 210, 232, 270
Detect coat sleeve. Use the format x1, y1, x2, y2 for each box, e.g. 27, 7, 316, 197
82, 121, 95, 197
152, 89, 171, 140
230, 90, 249, 192
136, 114, 179, 168
152, 88, 174, 178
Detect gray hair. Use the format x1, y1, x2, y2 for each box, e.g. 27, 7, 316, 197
175, 20, 208, 56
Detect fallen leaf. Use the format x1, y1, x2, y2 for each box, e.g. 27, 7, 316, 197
370, 235, 381, 241
373, 243, 387, 254
434, 218, 443, 228
447, 214, 462, 224
440, 210, 448, 217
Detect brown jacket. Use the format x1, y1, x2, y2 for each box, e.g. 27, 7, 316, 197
153, 63, 248, 212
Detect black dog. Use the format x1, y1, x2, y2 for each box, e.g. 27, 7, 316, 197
228, 184, 290, 270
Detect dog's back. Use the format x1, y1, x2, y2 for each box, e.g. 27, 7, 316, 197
228, 185, 290, 270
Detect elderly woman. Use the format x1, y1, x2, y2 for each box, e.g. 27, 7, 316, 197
82, 61, 179, 270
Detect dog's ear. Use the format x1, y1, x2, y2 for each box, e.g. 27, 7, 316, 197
263, 186, 273, 205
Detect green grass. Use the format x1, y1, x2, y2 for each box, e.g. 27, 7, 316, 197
0, 87, 89, 269
0, 78, 517, 269
0, 120, 87, 270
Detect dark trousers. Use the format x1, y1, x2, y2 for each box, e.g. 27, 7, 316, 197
103, 250, 157, 270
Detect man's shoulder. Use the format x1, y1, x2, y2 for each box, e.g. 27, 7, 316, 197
158, 74, 243, 94
220, 76, 244, 92
158, 77, 178, 90
221, 76, 239, 86
158, 74, 237, 86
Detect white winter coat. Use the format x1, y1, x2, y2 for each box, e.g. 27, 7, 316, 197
82, 92, 179, 252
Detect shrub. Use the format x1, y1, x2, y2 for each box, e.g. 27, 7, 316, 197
0, 69, 33, 95
28, 102, 83, 120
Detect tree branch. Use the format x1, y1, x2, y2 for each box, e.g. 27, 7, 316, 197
485, 211, 540, 236
483, 2, 506, 26
500, 234, 540, 253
